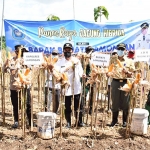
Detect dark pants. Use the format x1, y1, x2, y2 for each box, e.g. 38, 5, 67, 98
111, 79, 130, 124
111, 79, 130, 112
10, 89, 31, 124
65, 94, 84, 116
107, 85, 111, 110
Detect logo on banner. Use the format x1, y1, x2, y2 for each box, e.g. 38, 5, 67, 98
12, 27, 25, 40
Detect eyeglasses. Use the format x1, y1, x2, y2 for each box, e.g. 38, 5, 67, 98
117, 48, 125, 51
52, 53, 58, 55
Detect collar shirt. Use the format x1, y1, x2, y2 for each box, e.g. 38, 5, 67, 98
112, 55, 135, 79
55, 57, 83, 96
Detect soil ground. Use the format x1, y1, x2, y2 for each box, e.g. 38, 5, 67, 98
0, 76, 150, 150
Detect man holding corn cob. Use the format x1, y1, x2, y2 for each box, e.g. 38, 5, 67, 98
53, 43, 86, 128
108, 43, 135, 127
3, 45, 33, 128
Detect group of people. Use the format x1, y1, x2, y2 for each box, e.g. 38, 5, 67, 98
3, 42, 137, 129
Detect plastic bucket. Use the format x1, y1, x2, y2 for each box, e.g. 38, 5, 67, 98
130, 108, 149, 135
36, 112, 57, 139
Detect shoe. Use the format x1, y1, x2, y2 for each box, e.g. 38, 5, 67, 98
65, 122, 71, 128
12, 122, 18, 128
123, 111, 128, 128
110, 121, 118, 127
78, 122, 86, 127
122, 122, 127, 127
65, 113, 71, 129
110, 111, 119, 127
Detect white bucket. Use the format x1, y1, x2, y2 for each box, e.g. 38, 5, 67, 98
36, 112, 57, 139
130, 108, 149, 135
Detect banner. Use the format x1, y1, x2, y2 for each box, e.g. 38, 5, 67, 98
4, 19, 150, 54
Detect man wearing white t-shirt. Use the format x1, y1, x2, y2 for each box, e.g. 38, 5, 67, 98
55, 43, 85, 128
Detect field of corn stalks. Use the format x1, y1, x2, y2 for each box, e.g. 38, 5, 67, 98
0, 49, 150, 150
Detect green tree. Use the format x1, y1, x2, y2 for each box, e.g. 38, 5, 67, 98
94, 6, 109, 22
47, 14, 60, 21
0, 36, 6, 50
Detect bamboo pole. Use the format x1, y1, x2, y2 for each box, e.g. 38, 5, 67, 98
30, 66, 34, 131
91, 83, 97, 131
45, 69, 50, 111
60, 85, 63, 137
21, 89, 23, 128
52, 74, 56, 112
22, 87, 27, 138
76, 81, 83, 128
103, 75, 108, 128
18, 91, 20, 128
42, 68, 45, 111
82, 57, 86, 123
2, 72, 5, 126
72, 64, 75, 126
21, 88, 25, 136
126, 92, 134, 138
140, 62, 144, 108
86, 85, 91, 125
37, 69, 40, 111
39, 69, 42, 111
94, 81, 100, 129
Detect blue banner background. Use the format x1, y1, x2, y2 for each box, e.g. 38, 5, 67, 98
4, 19, 150, 53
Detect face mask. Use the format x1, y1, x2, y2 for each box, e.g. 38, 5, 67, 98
64, 52, 71, 58
52, 55, 58, 58
117, 50, 124, 57
141, 28, 148, 35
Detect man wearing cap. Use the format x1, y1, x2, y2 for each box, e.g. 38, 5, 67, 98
45, 49, 60, 113
107, 43, 135, 127
53, 43, 85, 128
3, 45, 33, 128
135, 22, 150, 49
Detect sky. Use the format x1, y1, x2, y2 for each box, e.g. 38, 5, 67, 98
0, 0, 150, 36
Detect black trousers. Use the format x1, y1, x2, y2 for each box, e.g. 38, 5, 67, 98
10, 89, 31, 124
65, 94, 84, 115
111, 79, 130, 112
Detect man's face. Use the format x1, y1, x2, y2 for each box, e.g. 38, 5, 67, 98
63, 47, 72, 53
141, 28, 148, 35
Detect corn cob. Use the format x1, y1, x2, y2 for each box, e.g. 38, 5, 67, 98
8, 51, 11, 60
108, 63, 114, 72
52, 57, 58, 64
127, 80, 132, 89
117, 59, 123, 68
18, 72, 24, 82
18, 48, 22, 58
134, 73, 141, 84
24, 68, 30, 76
